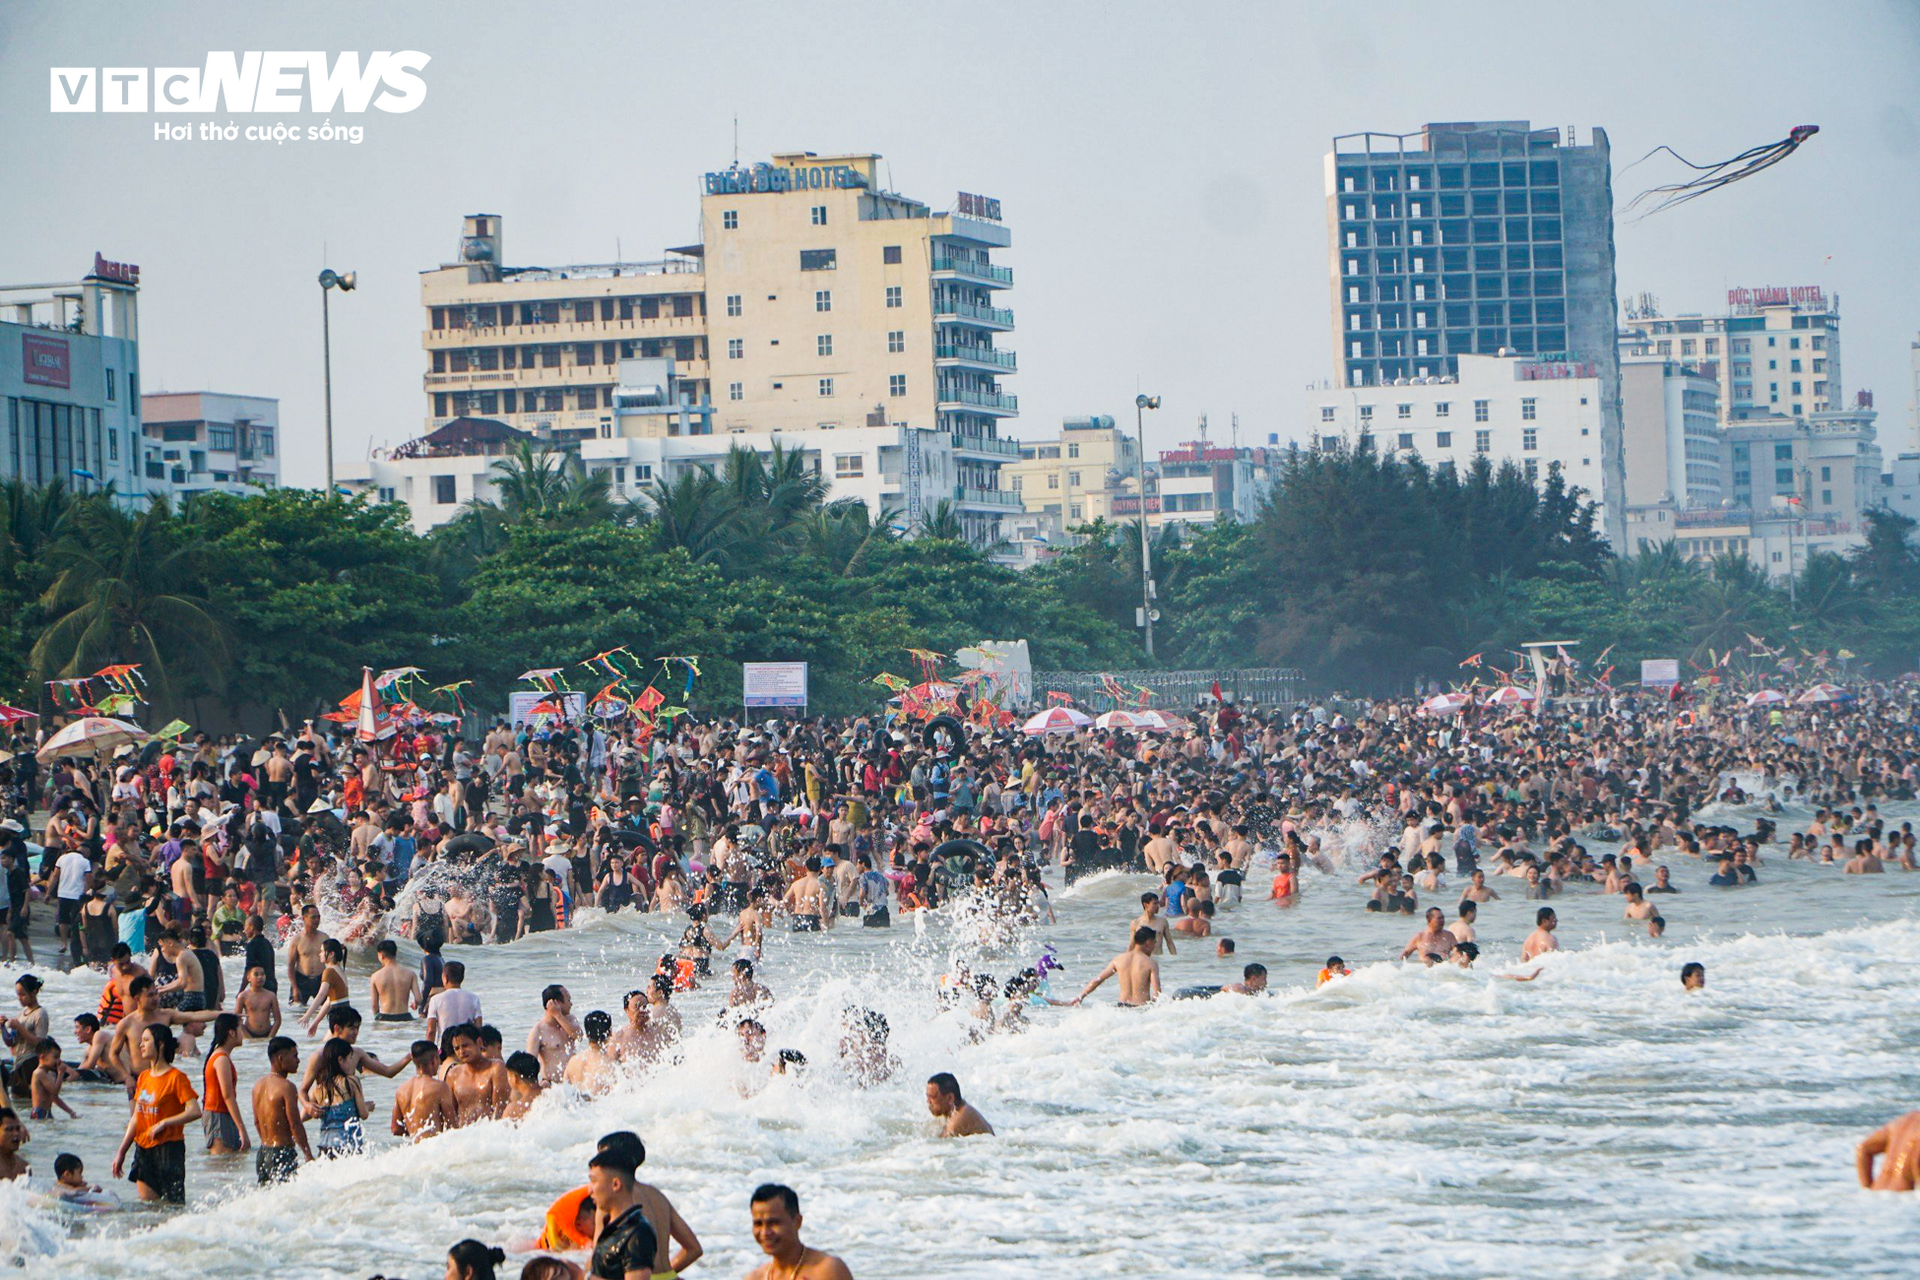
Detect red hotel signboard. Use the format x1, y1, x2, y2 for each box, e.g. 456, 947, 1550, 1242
21, 332, 70, 388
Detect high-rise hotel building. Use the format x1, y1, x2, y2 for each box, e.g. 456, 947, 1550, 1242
1323, 121, 1626, 544
401, 152, 1019, 543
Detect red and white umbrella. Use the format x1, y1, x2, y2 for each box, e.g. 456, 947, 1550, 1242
1132, 709, 1174, 732
1022, 706, 1091, 735
1485, 685, 1536, 706
1094, 709, 1150, 731
1745, 689, 1789, 707
35, 715, 148, 762
0, 704, 37, 726
1796, 683, 1852, 705
1419, 692, 1471, 715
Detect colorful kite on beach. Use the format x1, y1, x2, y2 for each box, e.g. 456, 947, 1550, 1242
1624, 126, 1818, 219
517, 668, 567, 693
92, 664, 146, 697
46, 677, 94, 708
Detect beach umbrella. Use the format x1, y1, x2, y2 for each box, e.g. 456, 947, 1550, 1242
0, 704, 37, 726
1484, 686, 1536, 705
1022, 706, 1091, 735
1746, 689, 1789, 707
1419, 692, 1471, 715
1132, 709, 1174, 732
1094, 709, 1150, 731
1795, 683, 1852, 705
36, 716, 149, 812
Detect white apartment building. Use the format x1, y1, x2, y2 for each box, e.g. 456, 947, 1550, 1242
1619, 356, 1720, 508
140, 390, 280, 498
1307, 351, 1618, 538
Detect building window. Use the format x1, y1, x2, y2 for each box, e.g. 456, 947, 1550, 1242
834, 453, 862, 478
1523, 427, 1537, 451
1321, 436, 1339, 450
1775, 443, 1793, 460
883, 245, 902, 265
817, 334, 833, 357
1475, 429, 1490, 453
1474, 400, 1489, 421
1065, 470, 1081, 487
1067, 442, 1081, 458
1320, 406, 1335, 422
432, 475, 457, 505
729, 382, 743, 402
1398, 433, 1414, 450
728, 338, 744, 359
1047, 474, 1059, 490
810, 205, 827, 226
1397, 403, 1412, 419
800, 249, 837, 271
726, 294, 742, 317
1822, 489, 1833, 505
1436, 431, 1452, 448
816, 290, 832, 312
1436, 401, 1450, 417
888, 330, 905, 354
1776, 467, 1793, 486
818, 377, 834, 397
885, 286, 902, 309
722, 210, 738, 230
1524, 459, 1538, 481
889, 374, 906, 397
105, 369, 116, 401
1358, 405, 1373, 422
1521, 398, 1537, 420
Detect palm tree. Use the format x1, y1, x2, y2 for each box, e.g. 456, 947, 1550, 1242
644, 468, 741, 565
798, 499, 902, 577
30, 496, 227, 708
1795, 551, 1872, 630
916, 499, 966, 542
485, 441, 573, 519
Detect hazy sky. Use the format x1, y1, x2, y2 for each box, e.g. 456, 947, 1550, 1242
5, 1, 1919, 485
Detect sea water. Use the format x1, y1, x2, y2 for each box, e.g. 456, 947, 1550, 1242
4, 799, 1919, 1279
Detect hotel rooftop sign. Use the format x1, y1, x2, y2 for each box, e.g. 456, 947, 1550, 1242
703, 161, 868, 195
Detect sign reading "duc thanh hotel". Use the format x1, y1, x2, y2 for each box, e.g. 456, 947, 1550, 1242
702, 161, 868, 195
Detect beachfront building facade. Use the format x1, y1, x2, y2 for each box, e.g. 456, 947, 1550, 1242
1004, 415, 1140, 529
1619, 356, 1721, 509
1323, 120, 1624, 544
0, 256, 146, 501
383, 152, 1020, 545
139, 390, 280, 498
1306, 351, 1617, 536
1619, 287, 1842, 427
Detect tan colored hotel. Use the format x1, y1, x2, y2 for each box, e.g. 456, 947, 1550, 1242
363, 151, 1020, 543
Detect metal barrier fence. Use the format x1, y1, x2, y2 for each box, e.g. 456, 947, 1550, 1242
1031, 668, 1306, 711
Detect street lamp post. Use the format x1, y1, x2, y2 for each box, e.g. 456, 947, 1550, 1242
319, 268, 357, 493
1134, 393, 1160, 658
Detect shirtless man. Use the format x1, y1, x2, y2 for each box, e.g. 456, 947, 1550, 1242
153, 932, 208, 1013
925, 1071, 994, 1137
1521, 907, 1560, 962
234, 966, 282, 1040
1129, 893, 1175, 956
563, 1011, 618, 1095
744, 1183, 852, 1280
391, 1040, 456, 1139
285, 906, 329, 1008
1459, 869, 1501, 904
1622, 884, 1654, 921
1223, 825, 1254, 869
608, 990, 653, 1063
1843, 841, 1886, 874
727, 959, 774, 1009
783, 859, 830, 932
108, 976, 222, 1083
1073, 927, 1162, 1006
1399, 907, 1457, 961
250, 1037, 310, 1184
1448, 901, 1479, 948
368, 939, 421, 1023
1857, 1111, 1920, 1190
527, 984, 581, 1084
720, 887, 769, 962
440, 1025, 508, 1126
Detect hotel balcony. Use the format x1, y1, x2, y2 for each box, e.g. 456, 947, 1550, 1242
934, 344, 1017, 372
950, 431, 1023, 459
937, 388, 1019, 416
954, 485, 1023, 509
931, 256, 1014, 289
934, 300, 1015, 331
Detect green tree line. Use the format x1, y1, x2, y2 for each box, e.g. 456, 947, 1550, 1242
7, 437, 1920, 725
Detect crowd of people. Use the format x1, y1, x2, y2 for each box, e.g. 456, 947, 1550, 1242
3, 675, 1920, 1275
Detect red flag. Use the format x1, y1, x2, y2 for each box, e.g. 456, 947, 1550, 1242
1211, 679, 1224, 702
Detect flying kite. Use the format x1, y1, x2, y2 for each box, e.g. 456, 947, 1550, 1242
1624, 126, 1818, 219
